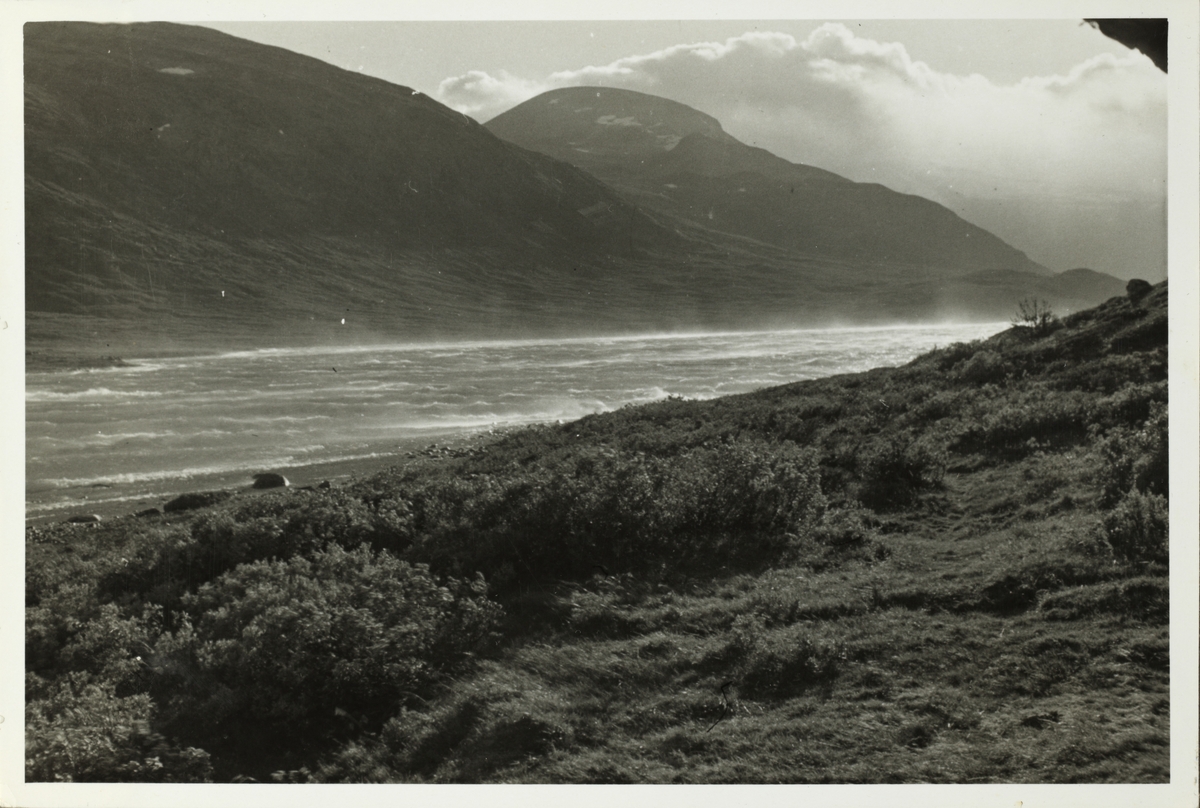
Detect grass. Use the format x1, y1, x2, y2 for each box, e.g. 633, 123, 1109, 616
24, 283, 1170, 783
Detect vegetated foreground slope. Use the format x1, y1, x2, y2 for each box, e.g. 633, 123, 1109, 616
26, 23, 1124, 357
26, 283, 1168, 783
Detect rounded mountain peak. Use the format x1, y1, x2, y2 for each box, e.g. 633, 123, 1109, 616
486, 86, 736, 167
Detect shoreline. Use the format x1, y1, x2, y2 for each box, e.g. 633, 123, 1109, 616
24, 427, 504, 527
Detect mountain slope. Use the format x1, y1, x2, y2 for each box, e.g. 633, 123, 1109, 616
25, 24, 1123, 354
25, 23, 671, 254
486, 87, 1050, 275
25, 22, 683, 343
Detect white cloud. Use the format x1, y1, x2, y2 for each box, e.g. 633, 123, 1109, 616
436, 23, 1167, 278
436, 69, 547, 118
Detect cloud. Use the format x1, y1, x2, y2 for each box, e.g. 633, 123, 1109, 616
436, 23, 1167, 278
436, 69, 547, 118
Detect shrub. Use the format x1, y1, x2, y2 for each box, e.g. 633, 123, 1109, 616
154, 544, 502, 753
404, 438, 825, 584
1012, 298, 1059, 336
55, 603, 163, 694
1094, 402, 1168, 507
954, 389, 1092, 455
146, 489, 416, 596
812, 505, 879, 548
931, 340, 982, 372
737, 626, 846, 699
26, 583, 102, 676
956, 349, 1012, 385
856, 432, 946, 510
26, 673, 212, 783
1100, 489, 1168, 565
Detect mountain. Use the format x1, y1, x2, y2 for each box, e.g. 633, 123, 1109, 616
24, 22, 683, 348
486, 87, 1051, 276
25, 24, 1123, 355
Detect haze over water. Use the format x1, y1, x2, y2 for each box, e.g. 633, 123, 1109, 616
26, 323, 1004, 520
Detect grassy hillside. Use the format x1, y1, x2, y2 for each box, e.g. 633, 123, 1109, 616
25, 284, 1168, 783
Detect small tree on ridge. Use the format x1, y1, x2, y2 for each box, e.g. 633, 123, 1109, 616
1012, 297, 1058, 336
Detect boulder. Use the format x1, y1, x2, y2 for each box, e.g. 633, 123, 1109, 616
135, 507, 162, 518
65, 513, 101, 524
164, 490, 233, 513
252, 472, 290, 490
1126, 279, 1153, 301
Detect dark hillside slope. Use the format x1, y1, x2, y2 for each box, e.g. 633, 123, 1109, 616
487, 87, 1051, 275
25, 23, 660, 253
25, 22, 679, 343
27, 284, 1168, 783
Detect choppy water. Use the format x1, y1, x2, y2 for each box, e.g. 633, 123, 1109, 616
26, 323, 1003, 519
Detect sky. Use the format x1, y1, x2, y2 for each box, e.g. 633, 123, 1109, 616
202, 18, 1169, 282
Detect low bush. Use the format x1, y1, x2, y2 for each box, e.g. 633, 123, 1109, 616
855, 432, 946, 510
1094, 402, 1168, 507
811, 505, 878, 548
956, 349, 1012, 384
152, 544, 502, 757
1099, 490, 1168, 565
728, 619, 846, 699
954, 389, 1092, 455
403, 438, 825, 585
163, 491, 232, 513
142, 489, 415, 598
54, 603, 162, 694
25, 673, 212, 783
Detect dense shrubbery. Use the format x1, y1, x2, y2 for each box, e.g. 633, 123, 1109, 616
1095, 402, 1168, 507
955, 349, 1012, 384
133, 489, 415, 601
25, 674, 212, 783
151, 545, 501, 759
396, 438, 825, 585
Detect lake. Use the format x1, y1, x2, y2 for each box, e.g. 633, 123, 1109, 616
26, 322, 1004, 521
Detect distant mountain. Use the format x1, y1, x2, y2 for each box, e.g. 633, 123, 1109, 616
487, 87, 1051, 277
25, 24, 1122, 354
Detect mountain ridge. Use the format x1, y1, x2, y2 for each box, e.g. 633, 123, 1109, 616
486, 86, 1051, 276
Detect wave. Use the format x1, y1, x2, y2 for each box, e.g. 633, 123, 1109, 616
52, 361, 176, 376
30, 444, 387, 492
214, 414, 333, 425
117, 322, 1007, 368
29, 430, 183, 448
26, 387, 166, 402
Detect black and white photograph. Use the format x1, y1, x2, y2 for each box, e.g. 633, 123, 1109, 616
3, 1, 1197, 804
